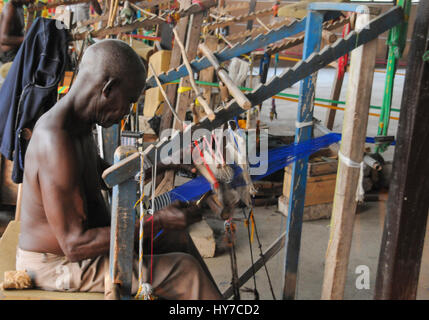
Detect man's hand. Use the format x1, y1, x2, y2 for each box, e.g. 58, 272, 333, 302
156, 202, 202, 230
134, 202, 202, 244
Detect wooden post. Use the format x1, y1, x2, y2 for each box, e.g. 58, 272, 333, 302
106, 146, 138, 300
321, 13, 377, 300
282, 10, 323, 300
156, 4, 205, 196
199, 35, 218, 109
101, 125, 120, 165
374, 0, 429, 300
14, 184, 23, 221
323, 66, 345, 130
324, 22, 351, 130
158, 0, 191, 137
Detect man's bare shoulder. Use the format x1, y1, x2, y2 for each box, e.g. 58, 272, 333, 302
28, 110, 77, 167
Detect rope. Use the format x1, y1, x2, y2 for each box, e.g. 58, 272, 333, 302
135, 152, 156, 300
248, 207, 276, 300
242, 208, 259, 300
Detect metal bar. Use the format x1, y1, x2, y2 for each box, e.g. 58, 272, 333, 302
222, 230, 286, 300
282, 9, 324, 300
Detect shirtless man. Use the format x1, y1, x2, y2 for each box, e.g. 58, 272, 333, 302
0, 0, 31, 63
16, 39, 221, 300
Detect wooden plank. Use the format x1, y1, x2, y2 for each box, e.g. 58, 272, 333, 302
198, 35, 218, 109
108, 146, 138, 299
143, 50, 173, 117
158, 0, 191, 137
283, 167, 336, 207
374, 0, 429, 300
282, 10, 324, 300
173, 12, 205, 129
321, 13, 378, 300
323, 66, 345, 130
156, 6, 206, 196
246, 0, 258, 31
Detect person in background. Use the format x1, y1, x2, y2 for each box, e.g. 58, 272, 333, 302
0, 0, 33, 64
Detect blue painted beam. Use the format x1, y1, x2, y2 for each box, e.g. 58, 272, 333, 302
282, 10, 324, 300
308, 2, 371, 13
145, 18, 308, 89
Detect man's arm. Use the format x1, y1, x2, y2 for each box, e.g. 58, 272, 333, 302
0, 4, 24, 47
38, 131, 111, 262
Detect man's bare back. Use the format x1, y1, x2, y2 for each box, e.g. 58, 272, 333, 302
19, 100, 111, 257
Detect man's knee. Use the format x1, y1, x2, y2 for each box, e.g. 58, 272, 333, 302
173, 253, 202, 274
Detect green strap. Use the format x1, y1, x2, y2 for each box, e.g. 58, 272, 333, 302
168, 79, 401, 113
376, 0, 411, 153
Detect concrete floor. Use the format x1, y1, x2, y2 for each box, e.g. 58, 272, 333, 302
201, 67, 429, 300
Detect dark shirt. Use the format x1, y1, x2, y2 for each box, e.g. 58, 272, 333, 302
0, 17, 69, 183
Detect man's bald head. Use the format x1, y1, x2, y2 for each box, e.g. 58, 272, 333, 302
72, 40, 147, 128
78, 39, 146, 90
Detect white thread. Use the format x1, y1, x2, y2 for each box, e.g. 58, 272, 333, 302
338, 151, 365, 202
295, 120, 314, 129
138, 152, 145, 288
356, 161, 365, 203
140, 283, 153, 300
338, 151, 362, 168
150, 148, 158, 215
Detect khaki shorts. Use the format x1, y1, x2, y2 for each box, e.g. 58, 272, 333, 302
16, 247, 221, 300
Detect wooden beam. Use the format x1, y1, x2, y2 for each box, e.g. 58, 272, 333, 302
323, 65, 345, 130
321, 13, 377, 300
158, 0, 191, 137
374, 0, 429, 300
246, 0, 258, 31
198, 35, 218, 109
156, 2, 205, 195
107, 146, 138, 299
73, 0, 216, 40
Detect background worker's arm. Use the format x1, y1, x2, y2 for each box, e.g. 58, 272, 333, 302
0, 4, 24, 47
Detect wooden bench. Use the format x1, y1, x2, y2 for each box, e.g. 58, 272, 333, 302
0, 221, 104, 300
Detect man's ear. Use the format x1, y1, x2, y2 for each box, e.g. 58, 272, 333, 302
102, 79, 116, 98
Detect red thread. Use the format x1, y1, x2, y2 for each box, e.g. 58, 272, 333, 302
150, 213, 154, 284
194, 140, 219, 189
338, 23, 351, 80
192, 0, 204, 10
